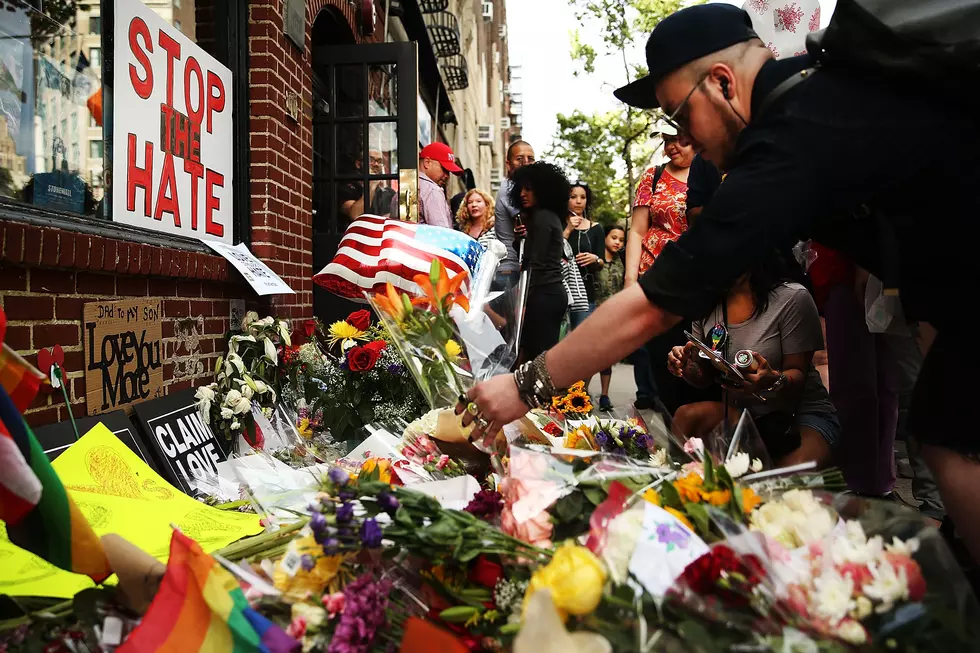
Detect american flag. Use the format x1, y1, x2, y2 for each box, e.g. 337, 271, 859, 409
313, 215, 484, 301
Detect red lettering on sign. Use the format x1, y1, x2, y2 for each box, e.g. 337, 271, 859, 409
205, 169, 224, 237
128, 18, 153, 99
184, 160, 204, 230
206, 71, 225, 135
158, 30, 181, 107
126, 133, 153, 216
159, 104, 173, 154
155, 153, 180, 226
184, 56, 204, 126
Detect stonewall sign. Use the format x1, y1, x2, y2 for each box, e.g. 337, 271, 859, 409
112, 0, 234, 243
83, 298, 164, 414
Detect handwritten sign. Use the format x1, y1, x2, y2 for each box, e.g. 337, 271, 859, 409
83, 299, 163, 415
32, 410, 161, 474
0, 423, 262, 598
205, 241, 295, 295
628, 503, 709, 602
112, 0, 234, 243
132, 389, 228, 494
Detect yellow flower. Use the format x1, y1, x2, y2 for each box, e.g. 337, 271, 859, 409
568, 380, 586, 393
564, 426, 595, 450
701, 489, 732, 507
359, 457, 393, 483
524, 544, 607, 621
642, 489, 660, 506
273, 533, 345, 600
674, 473, 704, 503
741, 487, 763, 514
563, 391, 593, 414
665, 507, 694, 532
327, 320, 366, 348
298, 418, 313, 440
445, 339, 463, 359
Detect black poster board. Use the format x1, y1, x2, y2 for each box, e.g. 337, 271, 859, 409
131, 389, 228, 495
33, 410, 161, 473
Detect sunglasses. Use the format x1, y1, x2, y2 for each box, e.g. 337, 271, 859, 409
572, 180, 590, 188
660, 72, 709, 135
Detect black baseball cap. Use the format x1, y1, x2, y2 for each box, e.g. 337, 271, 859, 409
614, 4, 758, 109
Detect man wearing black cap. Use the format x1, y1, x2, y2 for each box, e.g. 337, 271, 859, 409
462, 4, 980, 561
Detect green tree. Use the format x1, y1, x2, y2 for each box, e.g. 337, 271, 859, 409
551, 0, 688, 219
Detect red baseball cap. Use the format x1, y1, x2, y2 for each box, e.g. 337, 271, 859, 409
419, 142, 463, 174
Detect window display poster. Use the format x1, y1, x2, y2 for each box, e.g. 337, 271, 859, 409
112, 0, 234, 244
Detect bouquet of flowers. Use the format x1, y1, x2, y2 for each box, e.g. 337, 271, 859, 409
280, 312, 427, 445
195, 311, 290, 453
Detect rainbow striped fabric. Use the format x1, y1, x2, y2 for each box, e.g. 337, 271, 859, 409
0, 343, 45, 413
0, 384, 111, 582
119, 530, 298, 653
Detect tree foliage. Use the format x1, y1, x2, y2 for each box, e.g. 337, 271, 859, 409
550, 0, 688, 220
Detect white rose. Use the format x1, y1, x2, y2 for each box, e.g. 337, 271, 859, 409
231, 420, 241, 430
195, 385, 216, 402
220, 406, 234, 420
224, 389, 243, 406
239, 383, 254, 400
232, 396, 252, 415
242, 311, 260, 331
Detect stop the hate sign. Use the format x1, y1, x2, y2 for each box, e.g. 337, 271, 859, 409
113, 0, 234, 244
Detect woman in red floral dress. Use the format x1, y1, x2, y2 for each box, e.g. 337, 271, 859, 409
625, 130, 701, 413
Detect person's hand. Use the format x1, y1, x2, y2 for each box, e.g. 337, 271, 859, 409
454, 374, 528, 441
574, 252, 598, 267
667, 344, 692, 378
514, 221, 527, 238
721, 351, 778, 394
568, 213, 583, 229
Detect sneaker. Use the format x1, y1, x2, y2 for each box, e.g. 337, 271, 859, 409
634, 397, 653, 410
599, 395, 612, 411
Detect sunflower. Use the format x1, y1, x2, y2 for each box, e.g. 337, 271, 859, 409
568, 380, 586, 393
327, 320, 367, 348
563, 391, 593, 414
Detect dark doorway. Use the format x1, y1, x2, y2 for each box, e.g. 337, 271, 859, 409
310, 16, 420, 324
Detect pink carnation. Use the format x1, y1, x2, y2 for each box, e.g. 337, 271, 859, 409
499, 478, 553, 549
323, 592, 345, 616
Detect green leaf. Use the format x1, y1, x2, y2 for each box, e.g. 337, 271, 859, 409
582, 486, 606, 506
659, 480, 682, 509
703, 454, 715, 487
684, 502, 712, 538
554, 492, 584, 523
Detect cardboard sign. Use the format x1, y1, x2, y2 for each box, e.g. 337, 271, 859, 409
132, 389, 229, 494
32, 410, 161, 473
83, 299, 163, 415
112, 0, 234, 243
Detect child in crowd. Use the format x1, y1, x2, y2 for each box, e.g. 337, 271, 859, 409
594, 225, 626, 411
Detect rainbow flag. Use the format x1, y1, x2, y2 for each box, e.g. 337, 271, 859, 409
0, 306, 46, 412
0, 384, 111, 582
118, 531, 299, 653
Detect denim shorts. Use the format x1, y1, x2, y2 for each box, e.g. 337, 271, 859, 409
798, 410, 841, 447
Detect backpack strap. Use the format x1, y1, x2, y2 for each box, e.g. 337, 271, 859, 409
651, 164, 666, 190
757, 67, 817, 119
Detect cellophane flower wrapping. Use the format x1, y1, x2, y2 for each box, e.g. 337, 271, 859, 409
672, 488, 980, 650
366, 254, 520, 449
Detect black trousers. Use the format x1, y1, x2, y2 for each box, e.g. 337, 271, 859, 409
521, 284, 568, 363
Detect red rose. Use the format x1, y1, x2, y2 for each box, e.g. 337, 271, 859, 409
302, 319, 317, 337
679, 546, 764, 607
346, 340, 385, 371
467, 555, 503, 588
347, 309, 372, 331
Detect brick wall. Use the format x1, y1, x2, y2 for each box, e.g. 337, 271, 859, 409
0, 221, 247, 427
247, 0, 382, 321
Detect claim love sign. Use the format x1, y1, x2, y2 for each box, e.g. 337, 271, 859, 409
112, 0, 234, 243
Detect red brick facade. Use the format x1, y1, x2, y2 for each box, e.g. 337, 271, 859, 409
0, 0, 383, 427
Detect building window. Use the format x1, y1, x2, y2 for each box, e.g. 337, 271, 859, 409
90, 16, 102, 34
90, 47, 101, 67
174, 20, 181, 31
174, 0, 181, 7
90, 140, 104, 159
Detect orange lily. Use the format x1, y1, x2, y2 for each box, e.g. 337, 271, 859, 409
373, 282, 410, 321
411, 261, 470, 313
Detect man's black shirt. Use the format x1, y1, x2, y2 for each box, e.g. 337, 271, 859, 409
685, 154, 723, 216
639, 54, 978, 330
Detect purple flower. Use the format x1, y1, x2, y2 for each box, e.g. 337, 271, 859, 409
386, 363, 404, 375
301, 554, 316, 571
336, 502, 354, 524
338, 489, 356, 502
360, 518, 383, 548
595, 432, 610, 448
322, 537, 340, 555
635, 434, 652, 451
377, 492, 399, 516
464, 490, 504, 520
328, 467, 350, 486
327, 574, 392, 653
310, 511, 327, 534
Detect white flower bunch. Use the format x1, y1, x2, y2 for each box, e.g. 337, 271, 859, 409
723, 451, 764, 478
750, 489, 835, 549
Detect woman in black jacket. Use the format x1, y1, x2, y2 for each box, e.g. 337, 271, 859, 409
509, 162, 569, 363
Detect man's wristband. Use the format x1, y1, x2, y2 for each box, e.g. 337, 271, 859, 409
514, 352, 560, 409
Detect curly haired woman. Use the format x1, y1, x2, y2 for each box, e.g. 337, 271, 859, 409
455, 188, 498, 248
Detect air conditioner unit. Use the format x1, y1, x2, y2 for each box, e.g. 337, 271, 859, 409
477, 124, 494, 144
490, 167, 502, 183
499, 25, 507, 40
491, 181, 501, 194
500, 117, 511, 131
482, 1, 493, 22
